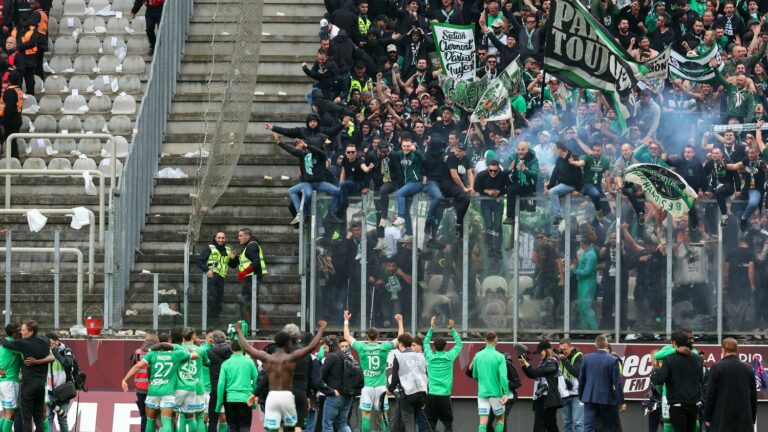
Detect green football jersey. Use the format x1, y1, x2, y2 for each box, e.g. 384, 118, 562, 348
176, 343, 210, 394
0, 338, 21, 382
144, 349, 191, 397
352, 340, 394, 387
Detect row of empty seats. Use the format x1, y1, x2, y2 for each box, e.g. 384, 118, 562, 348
1, 156, 123, 177
34, 93, 136, 115
40, 74, 142, 94
23, 114, 134, 135
53, 16, 147, 36
20, 135, 130, 156
52, 37, 150, 58
54, 0, 144, 18
48, 54, 146, 75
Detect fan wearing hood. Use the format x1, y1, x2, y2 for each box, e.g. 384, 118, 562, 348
265, 113, 344, 148
196, 232, 237, 326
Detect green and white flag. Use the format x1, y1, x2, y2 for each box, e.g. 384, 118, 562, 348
670, 44, 724, 82
624, 164, 698, 218
640, 47, 670, 93
441, 74, 489, 110
431, 22, 476, 81
470, 58, 523, 122
544, 0, 647, 131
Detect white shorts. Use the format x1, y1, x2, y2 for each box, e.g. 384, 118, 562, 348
146, 395, 176, 409
263, 391, 297, 430
359, 386, 388, 412
202, 392, 210, 411
0, 382, 18, 410
175, 389, 205, 413
477, 397, 505, 417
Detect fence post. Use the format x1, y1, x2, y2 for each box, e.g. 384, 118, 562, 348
564, 195, 571, 338
153, 273, 159, 331
201, 274, 208, 331
183, 241, 190, 327
461, 212, 468, 337
666, 216, 673, 339
512, 198, 520, 343
360, 193, 368, 332
251, 277, 258, 336
299, 194, 306, 331
614, 194, 622, 343
54, 230, 60, 330
4, 230, 10, 326
309, 194, 317, 333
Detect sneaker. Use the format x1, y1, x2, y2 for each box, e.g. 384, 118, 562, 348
720, 215, 728, 228
502, 217, 515, 225
426, 238, 444, 250
398, 235, 413, 243
740, 218, 748, 232
373, 239, 387, 251
393, 217, 406, 227
327, 213, 344, 224
290, 214, 302, 225
552, 217, 562, 226
379, 218, 389, 228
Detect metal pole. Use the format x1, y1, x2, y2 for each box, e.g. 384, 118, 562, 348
360, 193, 368, 333
462, 206, 468, 337
153, 273, 159, 330
614, 194, 622, 343
717, 215, 723, 341
183, 241, 189, 327
309, 194, 317, 333
251, 276, 258, 336
4, 230, 10, 326
54, 231, 60, 330
201, 274, 208, 331
411, 196, 418, 335
564, 195, 571, 338
666, 215, 673, 339
512, 199, 520, 343
299, 194, 306, 331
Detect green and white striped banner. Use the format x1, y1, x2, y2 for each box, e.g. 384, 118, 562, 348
669, 44, 724, 82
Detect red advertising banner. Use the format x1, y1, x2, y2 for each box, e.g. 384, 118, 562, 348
64, 339, 768, 400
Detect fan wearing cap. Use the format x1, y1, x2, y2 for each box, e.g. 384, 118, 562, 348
484, 17, 507, 57
479, 17, 519, 70
644, 1, 671, 34
441, 142, 475, 238
397, 0, 428, 35
519, 340, 563, 432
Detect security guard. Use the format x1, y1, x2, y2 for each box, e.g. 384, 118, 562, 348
233, 228, 267, 327
0, 72, 23, 159
196, 231, 236, 326
11, 15, 39, 97
30, 0, 47, 80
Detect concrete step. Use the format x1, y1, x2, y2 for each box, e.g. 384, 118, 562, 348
184, 38, 319, 57
192, 3, 326, 18
175, 80, 311, 97
165, 120, 305, 136
189, 21, 319, 37
179, 59, 309, 77
170, 99, 308, 116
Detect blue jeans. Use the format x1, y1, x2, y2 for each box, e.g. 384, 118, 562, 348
338, 180, 363, 215
481, 199, 503, 251
322, 395, 352, 432
288, 181, 340, 215
47, 399, 70, 432
562, 396, 584, 432
422, 180, 443, 222
549, 183, 576, 219
396, 182, 423, 235
581, 183, 609, 215
742, 189, 762, 221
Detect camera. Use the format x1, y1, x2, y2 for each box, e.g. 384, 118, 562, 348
554, 348, 565, 355
512, 342, 530, 361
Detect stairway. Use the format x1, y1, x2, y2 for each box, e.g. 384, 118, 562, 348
122, 0, 323, 331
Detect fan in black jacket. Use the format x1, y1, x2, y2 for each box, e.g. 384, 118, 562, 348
206, 333, 232, 432
302, 49, 341, 101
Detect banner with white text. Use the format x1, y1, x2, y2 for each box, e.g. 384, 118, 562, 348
431, 22, 476, 81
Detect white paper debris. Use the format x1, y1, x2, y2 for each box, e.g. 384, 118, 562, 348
70, 207, 91, 229
26, 210, 48, 232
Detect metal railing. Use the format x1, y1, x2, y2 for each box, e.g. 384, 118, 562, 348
113, 0, 194, 329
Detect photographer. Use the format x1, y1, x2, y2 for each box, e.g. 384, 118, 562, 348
520, 341, 562, 432
557, 339, 584, 432
45, 333, 75, 432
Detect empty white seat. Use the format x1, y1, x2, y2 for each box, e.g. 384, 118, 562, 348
103, 135, 129, 157
98, 157, 122, 177
44, 75, 69, 93
82, 16, 106, 33
73, 55, 98, 74
77, 139, 101, 155
87, 0, 111, 15
38, 95, 63, 114
96, 55, 119, 73
118, 74, 141, 93
59, 115, 83, 133
126, 36, 149, 54
73, 156, 98, 170
25, 138, 49, 157
21, 95, 38, 114
94, 75, 116, 93
121, 55, 145, 74
51, 0, 64, 16
48, 17, 59, 36
63, 0, 86, 16
48, 55, 73, 73
111, 93, 135, 114
33, 115, 57, 133
111, 0, 134, 14
88, 93, 111, 112
107, 115, 132, 134
83, 114, 106, 132
48, 158, 73, 170
68, 75, 93, 93
23, 158, 47, 172
0, 158, 21, 170
53, 138, 78, 154
107, 17, 131, 35
77, 36, 101, 54
21, 116, 31, 133
54, 36, 78, 55
58, 16, 81, 35
33, 76, 43, 94
130, 16, 146, 33
62, 94, 89, 114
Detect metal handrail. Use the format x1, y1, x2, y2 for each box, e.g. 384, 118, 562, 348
0, 169, 106, 246
4, 246, 84, 326
0, 208, 95, 292
4, 132, 118, 207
